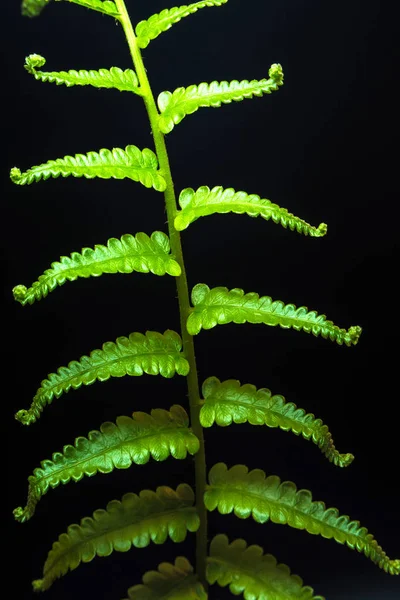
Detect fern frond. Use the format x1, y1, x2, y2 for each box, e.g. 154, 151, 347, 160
174, 186, 327, 236
15, 330, 189, 426
22, 0, 51, 17
157, 64, 284, 134
60, 0, 120, 18
32, 484, 200, 591
14, 405, 199, 523
24, 54, 141, 94
13, 232, 181, 306
207, 534, 325, 600
135, 1, 229, 49
205, 463, 400, 575
200, 377, 353, 467
10, 145, 166, 191
124, 556, 207, 599
187, 284, 362, 346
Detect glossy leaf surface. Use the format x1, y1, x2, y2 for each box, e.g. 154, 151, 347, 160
200, 377, 353, 467
207, 534, 325, 599
123, 556, 207, 599
187, 283, 362, 346
205, 463, 400, 575
14, 405, 199, 522
13, 232, 181, 306
158, 64, 283, 134
174, 185, 327, 236
24, 54, 141, 93
136, 1, 228, 49
33, 484, 199, 591
15, 330, 190, 425
10, 145, 166, 191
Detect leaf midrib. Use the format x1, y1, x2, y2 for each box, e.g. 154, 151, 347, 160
44, 505, 197, 579
34, 422, 193, 489
210, 484, 367, 543
37, 347, 185, 399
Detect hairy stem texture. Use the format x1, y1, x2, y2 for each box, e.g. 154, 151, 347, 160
114, 0, 208, 589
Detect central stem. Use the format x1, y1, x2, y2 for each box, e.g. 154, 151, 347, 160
115, 0, 208, 588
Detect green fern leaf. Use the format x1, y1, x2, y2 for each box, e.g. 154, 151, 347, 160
157, 64, 283, 134
60, 0, 120, 18
200, 377, 353, 467
10, 145, 166, 192
14, 405, 199, 523
135, 1, 229, 50
123, 555, 207, 599
24, 54, 141, 94
15, 330, 189, 426
22, 0, 51, 17
13, 232, 181, 306
207, 534, 325, 600
187, 283, 362, 346
174, 186, 327, 236
205, 463, 400, 575
32, 483, 200, 591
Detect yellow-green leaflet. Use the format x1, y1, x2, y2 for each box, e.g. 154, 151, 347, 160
205, 463, 400, 575
123, 556, 207, 600
14, 405, 199, 522
207, 534, 325, 599
33, 484, 200, 591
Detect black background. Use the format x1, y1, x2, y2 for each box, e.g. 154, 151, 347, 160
2, 1, 399, 598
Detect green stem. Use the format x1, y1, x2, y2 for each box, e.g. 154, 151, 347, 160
114, 0, 208, 589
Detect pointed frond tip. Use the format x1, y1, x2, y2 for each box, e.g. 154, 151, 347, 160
157, 63, 284, 134
10, 145, 166, 192
14, 405, 199, 523
187, 283, 362, 346
22, 0, 51, 17
12, 232, 181, 306
135, 1, 229, 49
15, 330, 189, 426
174, 185, 327, 236
24, 54, 141, 94
200, 377, 354, 467
205, 463, 400, 575
32, 483, 199, 591
207, 534, 325, 599
123, 556, 207, 600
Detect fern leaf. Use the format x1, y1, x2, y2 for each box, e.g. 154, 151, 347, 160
200, 377, 353, 467
14, 405, 199, 523
205, 463, 400, 575
13, 232, 181, 306
135, 1, 229, 50
10, 145, 166, 192
24, 54, 141, 94
187, 283, 362, 346
15, 330, 189, 426
123, 556, 207, 599
60, 0, 120, 18
207, 534, 325, 600
174, 186, 327, 236
32, 483, 200, 591
22, 0, 51, 17
157, 64, 283, 134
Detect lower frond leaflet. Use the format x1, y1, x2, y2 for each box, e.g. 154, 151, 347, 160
33, 483, 200, 591
207, 533, 325, 599
123, 555, 207, 599
200, 377, 354, 467
205, 463, 400, 575
15, 330, 189, 425
14, 405, 199, 522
